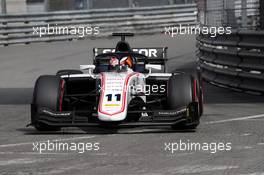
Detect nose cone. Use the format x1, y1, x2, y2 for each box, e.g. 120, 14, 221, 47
98, 72, 129, 122
98, 110, 127, 122
97, 72, 139, 122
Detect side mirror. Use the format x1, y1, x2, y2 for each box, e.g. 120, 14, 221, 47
80, 65, 96, 79
145, 64, 162, 78
80, 65, 96, 70
145, 64, 162, 71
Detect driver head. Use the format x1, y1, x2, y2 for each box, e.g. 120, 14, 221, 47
110, 57, 119, 67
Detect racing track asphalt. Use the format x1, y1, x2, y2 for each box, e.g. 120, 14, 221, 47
0, 34, 264, 175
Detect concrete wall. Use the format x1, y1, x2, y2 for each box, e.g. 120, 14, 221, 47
47, 0, 75, 11
27, 2, 45, 13
46, 0, 173, 10
6, 0, 27, 14
130, 0, 169, 7
2, 0, 194, 14
91, 0, 129, 8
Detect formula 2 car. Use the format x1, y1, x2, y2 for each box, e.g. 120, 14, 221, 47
29, 33, 203, 131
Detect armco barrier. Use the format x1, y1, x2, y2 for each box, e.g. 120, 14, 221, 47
0, 4, 197, 46
197, 30, 264, 94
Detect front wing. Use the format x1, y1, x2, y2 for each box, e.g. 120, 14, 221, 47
30, 103, 199, 127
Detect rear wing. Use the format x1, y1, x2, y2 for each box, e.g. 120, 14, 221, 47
93, 47, 168, 65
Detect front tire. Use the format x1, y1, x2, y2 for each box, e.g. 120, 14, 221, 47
31, 75, 65, 131
167, 74, 200, 130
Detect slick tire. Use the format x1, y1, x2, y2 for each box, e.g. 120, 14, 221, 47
167, 74, 199, 130
31, 75, 65, 131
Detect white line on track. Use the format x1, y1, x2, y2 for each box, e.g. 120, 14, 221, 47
0, 136, 95, 148
205, 113, 264, 124
257, 143, 264, 146
173, 165, 239, 174
0, 152, 108, 156
0, 158, 47, 166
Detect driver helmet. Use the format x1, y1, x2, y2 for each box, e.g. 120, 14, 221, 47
109, 56, 119, 68
120, 56, 133, 68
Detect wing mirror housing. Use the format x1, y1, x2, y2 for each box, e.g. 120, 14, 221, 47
80, 65, 96, 70
145, 64, 162, 71
145, 64, 162, 78
80, 65, 96, 78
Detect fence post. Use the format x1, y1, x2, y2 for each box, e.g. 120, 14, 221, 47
168, 0, 174, 5
1, 0, 6, 14
241, 0, 247, 28
44, 0, 49, 12
261, 0, 264, 29
128, 0, 134, 7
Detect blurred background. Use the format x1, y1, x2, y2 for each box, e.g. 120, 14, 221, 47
197, 0, 262, 30
0, 0, 195, 13
0, 0, 263, 93
1, 0, 262, 29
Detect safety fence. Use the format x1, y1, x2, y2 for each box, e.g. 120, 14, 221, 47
197, 29, 264, 94
199, 0, 260, 29
0, 4, 197, 46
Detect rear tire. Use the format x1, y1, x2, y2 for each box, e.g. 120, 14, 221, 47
31, 75, 65, 131
167, 74, 199, 130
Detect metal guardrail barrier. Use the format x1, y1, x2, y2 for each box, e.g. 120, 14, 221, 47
0, 4, 197, 46
197, 30, 264, 94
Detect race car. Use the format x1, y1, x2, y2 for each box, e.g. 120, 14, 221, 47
29, 33, 203, 131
